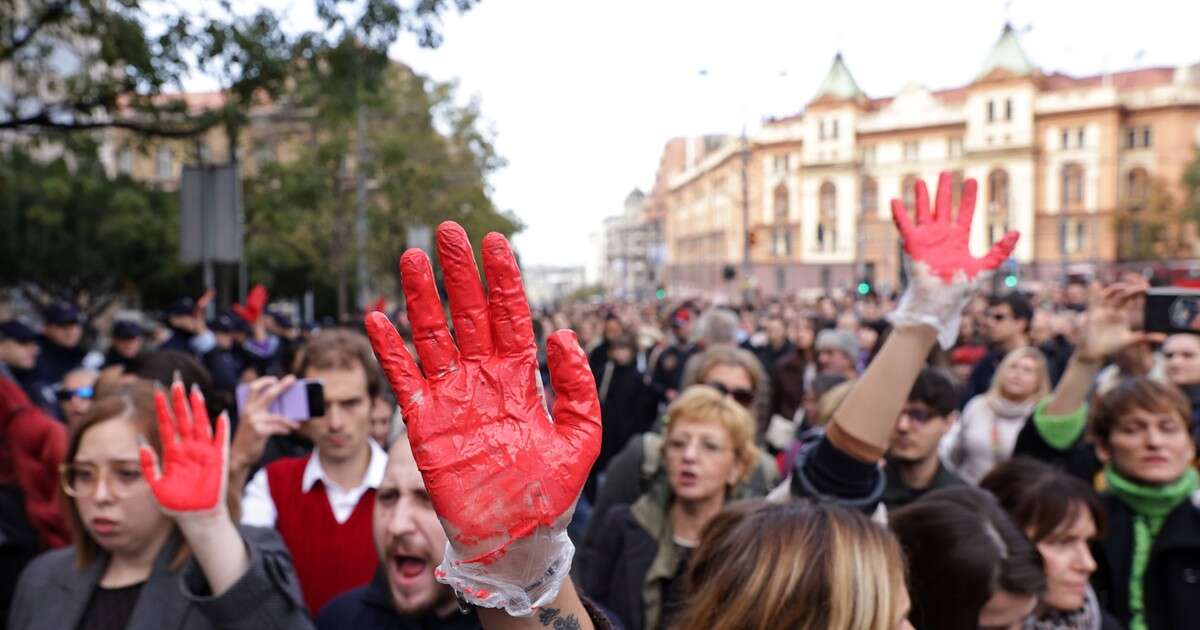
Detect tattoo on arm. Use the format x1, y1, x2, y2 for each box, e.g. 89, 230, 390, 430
536, 607, 582, 630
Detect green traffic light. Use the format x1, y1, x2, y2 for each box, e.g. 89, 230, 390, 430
655, 288, 666, 300
857, 282, 870, 295
1004, 275, 1018, 288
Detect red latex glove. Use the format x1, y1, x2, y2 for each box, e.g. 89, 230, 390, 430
139, 382, 229, 514
231, 284, 269, 324
364, 221, 600, 614
368, 296, 387, 315
890, 171, 1019, 282
888, 171, 1021, 349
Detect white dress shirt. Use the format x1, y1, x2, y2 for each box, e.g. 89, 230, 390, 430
241, 439, 388, 527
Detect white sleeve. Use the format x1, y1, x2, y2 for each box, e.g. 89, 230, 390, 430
239, 468, 277, 528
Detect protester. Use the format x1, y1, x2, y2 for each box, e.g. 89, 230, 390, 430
582, 386, 759, 630
673, 501, 912, 630
202, 313, 244, 400
890, 486, 1046, 630
0, 320, 40, 398
587, 330, 656, 502
104, 320, 146, 373
942, 346, 1051, 484
1013, 283, 1198, 629
814, 328, 859, 379
368, 389, 398, 449
32, 303, 91, 390
56, 367, 99, 430
962, 293, 1035, 406
7, 381, 312, 630
981, 458, 1121, 630
160, 298, 214, 358
0, 378, 69, 550
769, 315, 816, 422
882, 368, 965, 511
1161, 332, 1200, 436
751, 315, 793, 374
235, 329, 387, 613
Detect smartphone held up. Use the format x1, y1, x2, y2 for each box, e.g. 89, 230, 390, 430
1145, 288, 1200, 334
236, 379, 326, 422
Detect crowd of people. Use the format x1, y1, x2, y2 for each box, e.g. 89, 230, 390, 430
0, 173, 1198, 629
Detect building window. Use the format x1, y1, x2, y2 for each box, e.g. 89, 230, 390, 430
1061, 129, 1070, 149
987, 169, 1010, 244
1124, 126, 1153, 148
1142, 126, 1153, 147
773, 229, 792, 257
1126, 128, 1137, 149
861, 145, 876, 165
860, 176, 878, 217
950, 170, 964, 208
818, 120, 826, 140
1061, 163, 1084, 208
1076, 127, 1086, 148
1126, 167, 1149, 211
903, 141, 919, 162
773, 184, 789, 222
987, 100, 995, 122
156, 146, 173, 180
831, 119, 839, 139
1063, 220, 1087, 254
818, 181, 837, 251
117, 147, 133, 175
947, 137, 963, 159
1005, 99, 1013, 121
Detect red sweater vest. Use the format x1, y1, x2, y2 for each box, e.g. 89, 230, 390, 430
265, 455, 378, 614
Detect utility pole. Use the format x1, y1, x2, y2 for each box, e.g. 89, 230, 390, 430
355, 103, 370, 311
740, 129, 752, 305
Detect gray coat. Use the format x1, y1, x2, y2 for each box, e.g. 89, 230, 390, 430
7, 525, 314, 630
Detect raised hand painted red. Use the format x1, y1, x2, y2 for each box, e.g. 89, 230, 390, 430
364, 221, 601, 563
139, 382, 229, 513
891, 171, 1020, 281
231, 284, 269, 324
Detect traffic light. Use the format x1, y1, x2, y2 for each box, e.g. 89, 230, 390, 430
1004, 273, 1018, 289
655, 286, 667, 300
857, 280, 871, 296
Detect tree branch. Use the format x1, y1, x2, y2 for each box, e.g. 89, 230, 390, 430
0, 0, 72, 61
0, 110, 219, 139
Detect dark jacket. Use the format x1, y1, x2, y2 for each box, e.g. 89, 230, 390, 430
1011, 414, 1101, 486
881, 459, 966, 511
31, 336, 86, 392
582, 486, 688, 630
587, 360, 656, 502
769, 349, 809, 422
318, 566, 619, 630
7, 526, 314, 630
1091, 492, 1200, 630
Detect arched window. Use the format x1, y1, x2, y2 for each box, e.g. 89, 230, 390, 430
1126, 167, 1149, 210
860, 176, 878, 217
987, 169, 1010, 245
1061, 163, 1084, 209
773, 184, 789, 223
818, 181, 837, 251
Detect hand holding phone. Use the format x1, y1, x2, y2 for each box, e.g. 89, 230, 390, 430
229, 376, 323, 475
236, 378, 326, 422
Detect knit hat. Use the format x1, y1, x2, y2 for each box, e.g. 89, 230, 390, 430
815, 329, 860, 360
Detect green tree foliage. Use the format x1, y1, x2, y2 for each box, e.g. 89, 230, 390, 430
0, 138, 193, 309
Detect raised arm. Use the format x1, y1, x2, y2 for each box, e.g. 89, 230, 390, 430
364, 222, 602, 627
830, 172, 1018, 453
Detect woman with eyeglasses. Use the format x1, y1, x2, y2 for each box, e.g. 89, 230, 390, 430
941, 346, 1051, 484
581, 386, 760, 630
8, 380, 313, 630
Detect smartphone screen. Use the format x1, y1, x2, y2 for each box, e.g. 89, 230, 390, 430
1144, 288, 1200, 334
236, 379, 326, 421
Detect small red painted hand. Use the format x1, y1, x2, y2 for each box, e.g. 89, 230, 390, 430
890, 171, 1019, 282
364, 221, 601, 614
231, 284, 269, 324
139, 382, 230, 514
888, 171, 1022, 349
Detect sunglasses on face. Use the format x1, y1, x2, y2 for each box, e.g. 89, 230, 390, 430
705, 382, 755, 408
55, 386, 94, 402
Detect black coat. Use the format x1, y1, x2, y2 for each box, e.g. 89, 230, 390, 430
1011, 414, 1101, 485
317, 569, 481, 630
1091, 493, 1200, 630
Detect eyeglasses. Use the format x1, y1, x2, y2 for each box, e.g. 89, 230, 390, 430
55, 386, 94, 402
59, 462, 145, 499
704, 382, 755, 408
898, 408, 937, 423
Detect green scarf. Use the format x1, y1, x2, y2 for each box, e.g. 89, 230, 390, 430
1104, 466, 1198, 630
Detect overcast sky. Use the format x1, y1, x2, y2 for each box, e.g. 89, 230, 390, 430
206, 0, 1200, 268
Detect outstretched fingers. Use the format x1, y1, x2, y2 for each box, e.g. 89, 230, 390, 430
364, 311, 429, 424
933, 171, 953, 223
956, 178, 979, 229
914, 179, 932, 225
170, 381, 193, 439
436, 222, 494, 360
189, 386, 212, 442
890, 198, 915, 243
482, 232, 537, 357
545, 330, 602, 466
401, 249, 461, 379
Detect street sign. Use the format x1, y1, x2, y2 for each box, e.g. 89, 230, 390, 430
180, 164, 243, 264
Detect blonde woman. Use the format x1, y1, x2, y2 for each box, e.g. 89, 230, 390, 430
674, 501, 913, 630
941, 346, 1051, 484
582, 386, 760, 630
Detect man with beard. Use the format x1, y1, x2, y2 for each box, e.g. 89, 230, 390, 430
882, 368, 965, 511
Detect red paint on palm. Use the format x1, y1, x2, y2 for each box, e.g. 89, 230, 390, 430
364, 222, 601, 562
232, 284, 269, 324
139, 382, 228, 513
890, 171, 1020, 281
